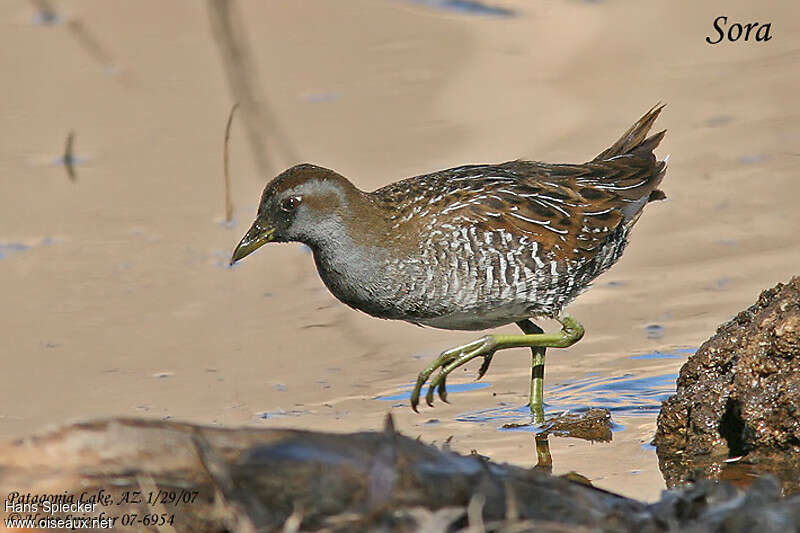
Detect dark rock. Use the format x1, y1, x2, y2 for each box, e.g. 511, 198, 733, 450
654, 277, 800, 493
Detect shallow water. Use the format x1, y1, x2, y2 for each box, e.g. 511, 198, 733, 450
456, 370, 682, 425
1, 0, 799, 503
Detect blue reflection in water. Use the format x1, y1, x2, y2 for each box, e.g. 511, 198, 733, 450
377, 349, 694, 428
545, 372, 679, 415
0, 242, 30, 259
375, 382, 490, 402
456, 372, 678, 426
402, 0, 516, 17
0, 238, 55, 260
629, 348, 694, 360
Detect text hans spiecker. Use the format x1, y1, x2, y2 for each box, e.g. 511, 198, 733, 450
5, 490, 108, 513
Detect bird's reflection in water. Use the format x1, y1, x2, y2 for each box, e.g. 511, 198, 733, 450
533, 433, 553, 473
508, 408, 615, 480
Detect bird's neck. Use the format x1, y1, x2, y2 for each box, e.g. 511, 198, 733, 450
308, 225, 398, 316
304, 193, 416, 316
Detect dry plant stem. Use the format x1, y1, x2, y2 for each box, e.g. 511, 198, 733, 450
207, 0, 299, 176
63, 130, 76, 182
224, 102, 239, 222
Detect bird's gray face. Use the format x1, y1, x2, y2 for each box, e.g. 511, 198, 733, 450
230, 165, 350, 265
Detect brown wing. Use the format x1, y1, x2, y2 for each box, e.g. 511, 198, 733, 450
373, 105, 667, 262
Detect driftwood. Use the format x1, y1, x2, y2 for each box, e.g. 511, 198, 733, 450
2, 416, 800, 532
0, 416, 643, 532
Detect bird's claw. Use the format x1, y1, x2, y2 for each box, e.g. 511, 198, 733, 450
437, 375, 449, 403
410, 373, 427, 412
477, 352, 494, 380
410, 337, 497, 412
425, 371, 449, 407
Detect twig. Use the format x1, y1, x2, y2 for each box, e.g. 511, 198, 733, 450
63, 130, 76, 182
223, 102, 239, 222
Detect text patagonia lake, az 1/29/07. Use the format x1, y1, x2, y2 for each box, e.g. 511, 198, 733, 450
5, 489, 113, 507
706, 16, 772, 44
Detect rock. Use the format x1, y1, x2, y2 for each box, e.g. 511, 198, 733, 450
654, 277, 800, 493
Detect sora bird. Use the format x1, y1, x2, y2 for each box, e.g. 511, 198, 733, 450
231, 104, 668, 422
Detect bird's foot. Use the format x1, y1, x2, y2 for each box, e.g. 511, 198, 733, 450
410, 336, 497, 412
409, 316, 585, 412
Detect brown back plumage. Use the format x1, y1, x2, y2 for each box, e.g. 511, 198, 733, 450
374, 104, 667, 262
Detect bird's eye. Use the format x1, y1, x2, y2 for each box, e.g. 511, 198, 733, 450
280, 196, 302, 212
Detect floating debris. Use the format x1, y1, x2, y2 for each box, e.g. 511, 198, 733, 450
503, 408, 614, 442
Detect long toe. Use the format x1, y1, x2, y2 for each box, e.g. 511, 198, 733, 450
410, 373, 429, 412
425, 384, 437, 407
437, 374, 449, 403
477, 352, 495, 380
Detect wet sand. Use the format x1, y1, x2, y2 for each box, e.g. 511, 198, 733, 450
1, 0, 799, 501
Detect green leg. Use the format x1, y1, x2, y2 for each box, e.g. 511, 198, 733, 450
410, 316, 585, 412
517, 320, 546, 424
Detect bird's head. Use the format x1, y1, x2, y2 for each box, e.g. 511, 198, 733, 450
230, 163, 361, 265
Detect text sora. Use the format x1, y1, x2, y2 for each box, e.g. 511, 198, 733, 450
706, 16, 772, 44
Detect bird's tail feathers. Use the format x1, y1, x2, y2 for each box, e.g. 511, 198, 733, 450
594, 103, 666, 161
